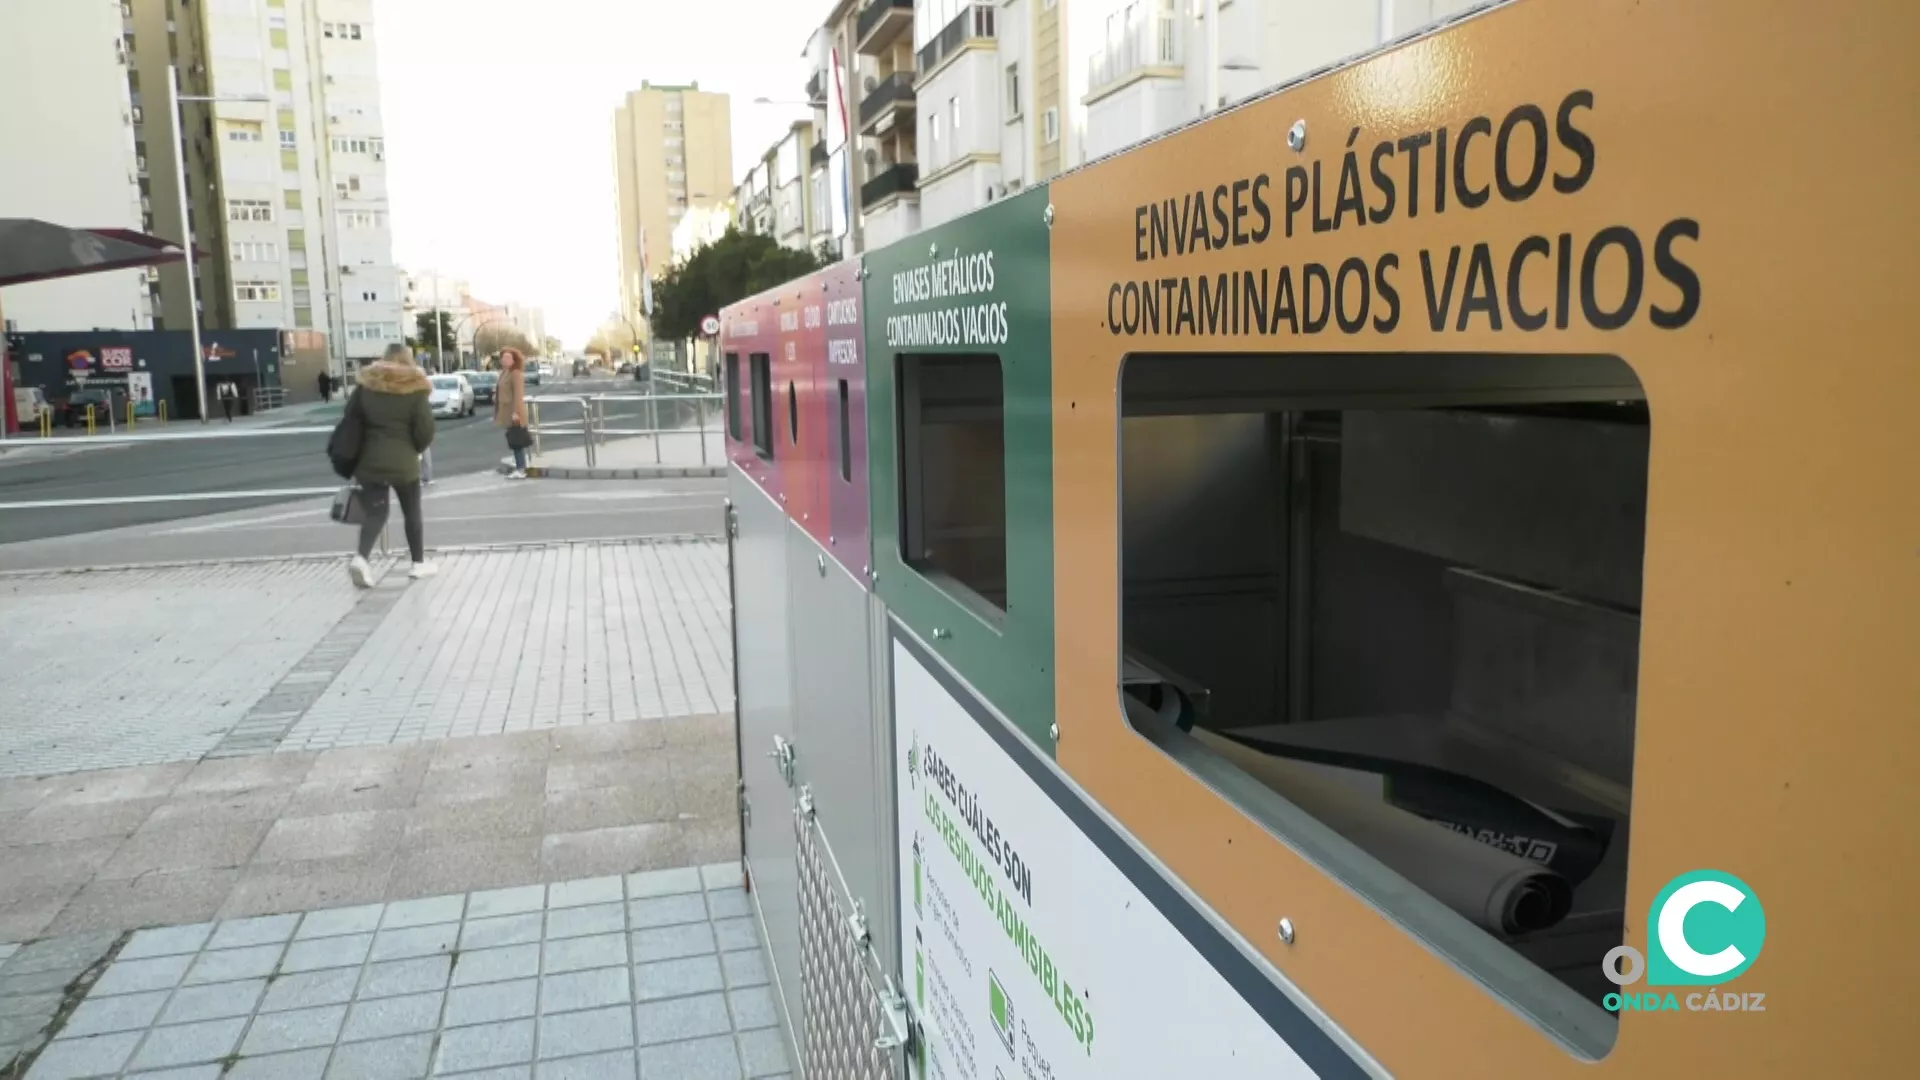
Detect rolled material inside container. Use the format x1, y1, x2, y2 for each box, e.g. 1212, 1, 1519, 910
1187, 726, 1572, 936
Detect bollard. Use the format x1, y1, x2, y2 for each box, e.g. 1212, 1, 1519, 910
159, 400, 169, 423
648, 391, 661, 464
128, 401, 136, 430
530, 402, 542, 459
86, 406, 95, 437
697, 396, 708, 465
39, 409, 51, 438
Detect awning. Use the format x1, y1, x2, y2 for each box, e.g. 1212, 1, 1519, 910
0, 218, 198, 289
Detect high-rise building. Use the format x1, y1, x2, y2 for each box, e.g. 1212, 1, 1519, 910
612, 83, 733, 327
120, 0, 404, 373
0, 0, 152, 332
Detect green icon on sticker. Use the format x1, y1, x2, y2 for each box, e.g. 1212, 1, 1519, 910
989, 971, 1015, 1055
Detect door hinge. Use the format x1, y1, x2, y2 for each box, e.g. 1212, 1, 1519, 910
766, 735, 795, 785
875, 976, 916, 1054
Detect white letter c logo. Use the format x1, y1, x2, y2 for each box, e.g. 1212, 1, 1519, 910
1657, 879, 1748, 977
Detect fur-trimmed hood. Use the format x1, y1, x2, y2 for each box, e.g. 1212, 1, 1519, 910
356, 359, 432, 395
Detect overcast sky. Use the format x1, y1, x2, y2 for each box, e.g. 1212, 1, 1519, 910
374, 0, 825, 345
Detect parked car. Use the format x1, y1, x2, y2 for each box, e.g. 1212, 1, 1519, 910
524, 364, 542, 387
467, 371, 500, 404
428, 373, 475, 418
60, 388, 115, 428
12, 387, 48, 425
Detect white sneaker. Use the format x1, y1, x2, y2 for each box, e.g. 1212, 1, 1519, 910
508, 469, 528, 480
408, 561, 438, 580
348, 555, 372, 589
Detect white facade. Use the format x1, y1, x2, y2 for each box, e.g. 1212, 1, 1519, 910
913, 2, 1003, 232
671, 202, 734, 264
0, 1, 151, 331
1082, 0, 1487, 161
203, 0, 402, 367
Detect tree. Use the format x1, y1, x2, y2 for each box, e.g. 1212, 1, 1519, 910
472, 322, 535, 360
542, 336, 563, 358
414, 311, 457, 352
649, 227, 828, 342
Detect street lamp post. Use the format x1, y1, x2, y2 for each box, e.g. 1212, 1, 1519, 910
169, 65, 270, 424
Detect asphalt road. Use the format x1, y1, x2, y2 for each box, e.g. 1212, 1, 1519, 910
0, 375, 692, 545
0, 472, 728, 572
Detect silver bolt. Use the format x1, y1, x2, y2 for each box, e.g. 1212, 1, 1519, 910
929, 242, 939, 257
816, 554, 826, 576
1278, 918, 1296, 945
1043, 203, 1056, 227
932, 628, 952, 640
1049, 723, 1060, 741
1287, 120, 1308, 152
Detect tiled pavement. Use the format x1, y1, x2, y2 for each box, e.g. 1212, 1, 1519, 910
0, 541, 731, 779
0, 867, 792, 1078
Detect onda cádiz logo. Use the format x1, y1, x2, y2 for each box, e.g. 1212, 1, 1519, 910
1602, 870, 1768, 1014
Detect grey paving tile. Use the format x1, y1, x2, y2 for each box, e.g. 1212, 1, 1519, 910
702, 889, 750, 921
633, 993, 730, 1047
534, 1050, 636, 1080
381, 895, 466, 930
92, 954, 194, 996
182, 943, 283, 985
433, 1018, 535, 1073
0, 990, 62, 1019
221, 854, 398, 921
718, 951, 767, 990
227, 1047, 332, 1080
536, 1005, 633, 1060
127, 1016, 247, 1071
340, 991, 443, 1044
459, 914, 543, 951
466, 886, 545, 920
261, 968, 361, 1013
630, 924, 715, 965
539, 968, 630, 1016
0, 942, 16, 963
240, 1003, 347, 1056
57, 988, 163, 1037
636, 1034, 740, 1080
24, 1030, 142, 1079
735, 1029, 789, 1079
697, 865, 743, 892
546, 879, 623, 910
2, 933, 117, 975
158, 978, 267, 1024
450, 944, 540, 988
542, 935, 626, 976
632, 957, 723, 1003
358, 956, 452, 1000
725, 988, 777, 1032
0, 967, 75, 997
282, 932, 374, 973
120, 924, 216, 961
295, 905, 385, 940
626, 895, 706, 930
370, 924, 458, 963
433, 1068, 528, 1080
710, 919, 757, 954
0, 1011, 44, 1046
125, 1065, 224, 1080
623, 869, 700, 901
445, 978, 537, 1027
550, 906, 626, 943
326, 1031, 434, 1080
207, 913, 301, 951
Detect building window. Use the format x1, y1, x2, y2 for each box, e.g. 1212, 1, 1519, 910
284, 189, 303, 210
323, 22, 335, 38
330, 136, 384, 160
227, 198, 274, 222
346, 321, 398, 342
235, 280, 281, 302
273, 68, 292, 91
294, 306, 312, 327
1043, 106, 1060, 144
231, 241, 279, 262
280, 129, 297, 149
929, 112, 942, 169
280, 148, 299, 171
1005, 64, 1021, 118
269, 27, 287, 48
950, 96, 961, 144
350, 23, 363, 40
226, 124, 264, 142
286, 228, 306, 250
361, 290, 378, 301
341, 211, 386, 229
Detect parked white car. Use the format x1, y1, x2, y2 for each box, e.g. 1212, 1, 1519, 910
12, 387, 49, 425
428, 373, 475, 418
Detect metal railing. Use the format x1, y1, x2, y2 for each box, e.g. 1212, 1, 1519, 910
859, 71, 916, 130
856, 0, 913, 50
916, 3, 995, 75
1089, 0, 1183, 95
524, 386, 724, 470
861, 162, 919, 208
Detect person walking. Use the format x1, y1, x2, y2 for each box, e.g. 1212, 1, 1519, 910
317, 370, 333, 404
496, 346, 531, 479
347, 343, 437, 586
217, 380, 238, 422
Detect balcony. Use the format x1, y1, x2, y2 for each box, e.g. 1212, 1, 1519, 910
858, 71, 916, 136
1088, 0, 1184, 101
855, 0, 913, 56
917, 4, 996, 77
811, 139, 829, 168
861, 162, 918, 209
806, 69, 827, 105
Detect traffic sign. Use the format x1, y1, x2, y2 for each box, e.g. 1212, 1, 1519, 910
700, 315, 721, 337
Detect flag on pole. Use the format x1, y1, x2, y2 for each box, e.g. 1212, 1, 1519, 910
638, 225, 655, 319
831, 46, 853, 230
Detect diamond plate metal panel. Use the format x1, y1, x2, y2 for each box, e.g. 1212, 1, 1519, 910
798, 810, 902, 1080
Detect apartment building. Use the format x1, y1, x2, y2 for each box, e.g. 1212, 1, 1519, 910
0, 1, 152, 332
613, 83, 733, 324
851, 0, 919, 248
1082, 0, 1486, 159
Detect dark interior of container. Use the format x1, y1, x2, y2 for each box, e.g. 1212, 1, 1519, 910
896, 352, 1008, 612
1117, 352, 1649, 1016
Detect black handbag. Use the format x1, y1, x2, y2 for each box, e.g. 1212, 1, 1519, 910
326, 391, 366, 479
505, 423, 533, 451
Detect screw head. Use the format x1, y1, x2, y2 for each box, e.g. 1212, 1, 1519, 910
929, 242, 939, 257
1287, 120, 1308, 152
1278, 917, 1296, 945
1048, 723, 1060, 741
1043, 204, 1056, 227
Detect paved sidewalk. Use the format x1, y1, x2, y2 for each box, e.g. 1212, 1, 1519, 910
0, 867, 790, 1078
